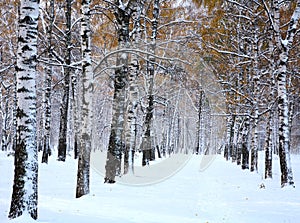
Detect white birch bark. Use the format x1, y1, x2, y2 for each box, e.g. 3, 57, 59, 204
224, 114, 233, 160
272, 0, 300, 187
264, 28, 276, 179
9, 0, 39, 219
124, 0, 143, 174
241, 116, 250, 169
1, 84, 12, 151
42, 0, 54, 163
250, 15, 260, 172
76, 0, 93, 198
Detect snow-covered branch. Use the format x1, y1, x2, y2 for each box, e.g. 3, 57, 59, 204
93, 48, 190, 77
0, 64, 14, 74
38, 58, 82, 70
157, 19, 195, 31
207, 45, 252, 59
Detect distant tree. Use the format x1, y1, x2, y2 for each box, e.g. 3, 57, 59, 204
0, 0, 18, 152
1, 82, 12, 151
41, 0, 55, 164
8, 0, 40, 219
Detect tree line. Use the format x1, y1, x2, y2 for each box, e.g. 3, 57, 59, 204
197, 0, 300, 187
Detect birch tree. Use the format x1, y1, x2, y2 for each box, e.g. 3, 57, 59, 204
104, 0, 136, 183
57, 0, 72, 161
1, 83, 12, 151
41, 0, 55, 163
124, 0, 144, 174
9, 0, 39, 219
0, 1, 18, 152
76, 0, 94, 198
140, 0, 160, 166
263, 27, 276, 179
266, 0, 300, 187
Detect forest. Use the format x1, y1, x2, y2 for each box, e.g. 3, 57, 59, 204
0, 0, 300, 221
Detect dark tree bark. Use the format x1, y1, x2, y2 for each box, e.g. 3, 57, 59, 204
105, 0, 135, 183
58, 0, 72, 161
196, 90, 203, 154
241, 116, 250, 170
141, 0, 159, 166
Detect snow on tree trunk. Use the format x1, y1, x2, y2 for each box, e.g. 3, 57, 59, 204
224, 114, 234, 161
250, 15, 260, 173
272, 0, 300, 187
241, 116, 250, 170
1, 79, 12, 151
195, 89, 203, 154
277, 63, 294, 187
124, 60, 139, 174
76, 0, 93, 198
264, 27, 276, 179
141, 0, 159, 166
231, 116, 240, 163
250, 107, 258, 172
264, 111, 273, 178
58, 0, 72, 162
12, 75, 17, 152
124, 1, 143, 175
105, 0, 134, 183
42, 0, 54, 164
8, 0, 39, 219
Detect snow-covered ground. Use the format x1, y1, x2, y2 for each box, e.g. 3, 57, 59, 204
0, 151, 299, 223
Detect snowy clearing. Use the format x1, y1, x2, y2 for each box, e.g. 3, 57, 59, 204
1, 151, 299, 223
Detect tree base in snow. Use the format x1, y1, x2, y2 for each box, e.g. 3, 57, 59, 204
104, 177, 116, 184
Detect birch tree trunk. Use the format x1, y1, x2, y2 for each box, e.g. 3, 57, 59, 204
241, 116, 250, 170
272, 0, 300, 187
224, 114, 234, 161
58, 0, 72, 161
9, 0, 39, 219
0, 79, 12, 151
250, 109, 259, 172
141, 0, 159, 166
105, 0, 134, 183
250, 15, 260, 172
1, 84, 12, 151
42, 0, 54, 164
264, 111, 273, 178
76, 0, 93, 198
264, 29, 276, 179
231, 116, 240, 162
195, 89, 203, 154
124, 0, 143, 174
